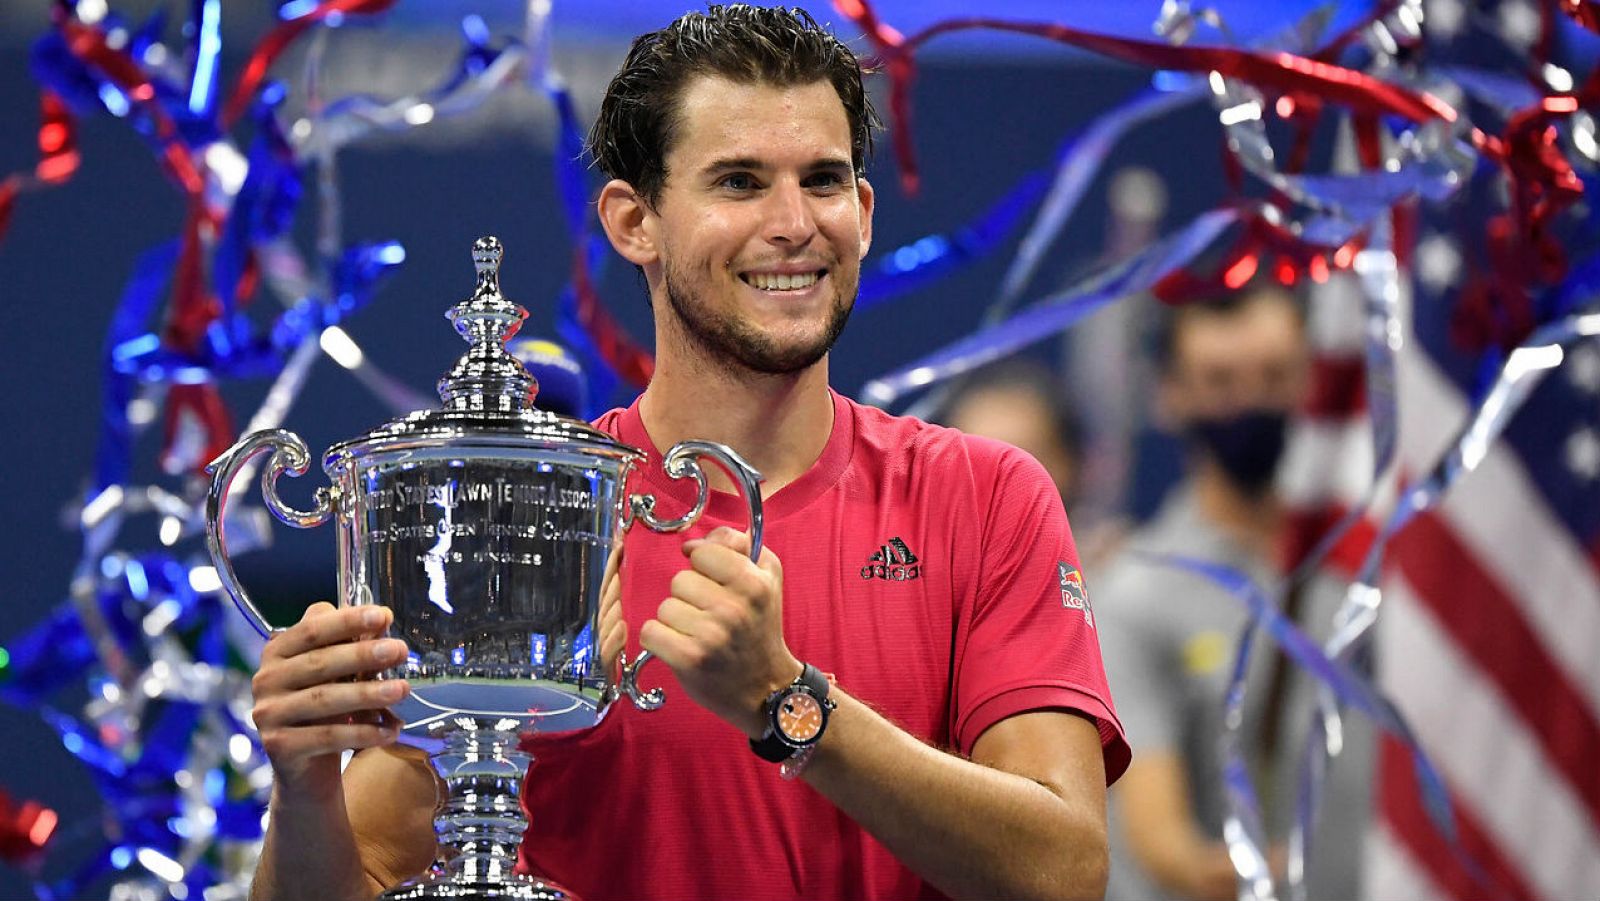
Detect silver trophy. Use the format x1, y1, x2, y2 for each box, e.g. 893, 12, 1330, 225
204, 237, 763, 901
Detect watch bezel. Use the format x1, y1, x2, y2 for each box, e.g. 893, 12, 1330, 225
768, 682, 830, 748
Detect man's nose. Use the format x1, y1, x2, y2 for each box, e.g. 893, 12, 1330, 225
762, 180, 818, 247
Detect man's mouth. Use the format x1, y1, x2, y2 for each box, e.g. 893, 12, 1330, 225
740, 269, 826, 292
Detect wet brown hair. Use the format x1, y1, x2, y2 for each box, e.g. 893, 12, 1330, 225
587, 4, 879, 205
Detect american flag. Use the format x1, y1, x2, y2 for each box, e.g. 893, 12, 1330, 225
1281, 220, 1600, 899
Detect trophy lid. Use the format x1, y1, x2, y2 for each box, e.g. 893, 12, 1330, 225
324, 236, 643, 464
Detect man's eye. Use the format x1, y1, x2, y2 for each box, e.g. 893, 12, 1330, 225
720, 173, 756, 190
805, 172, 845, 189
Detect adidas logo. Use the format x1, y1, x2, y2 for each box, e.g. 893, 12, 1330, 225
861, 537, 921, 581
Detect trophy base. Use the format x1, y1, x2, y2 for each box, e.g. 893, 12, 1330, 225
379, 872, 579, 901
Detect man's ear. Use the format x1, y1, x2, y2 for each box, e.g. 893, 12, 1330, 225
856, 176, 875, 259
596, 179, 659, 267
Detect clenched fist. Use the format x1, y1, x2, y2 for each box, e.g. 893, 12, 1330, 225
639, 526, 801, 740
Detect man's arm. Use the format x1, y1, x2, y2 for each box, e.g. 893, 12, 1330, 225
640, 528, 1113, 901
251, 746, 439, 901
805, 698, 1109, 901
245, 603, 436, 901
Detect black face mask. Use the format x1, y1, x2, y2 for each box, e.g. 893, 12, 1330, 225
1185, 410, 1290, 496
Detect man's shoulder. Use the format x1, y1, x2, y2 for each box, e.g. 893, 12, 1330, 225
844, 393, 1039, 477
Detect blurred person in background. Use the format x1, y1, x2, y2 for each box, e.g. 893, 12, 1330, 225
937, 359, 1128, 570
938, 359, 1082, 506
1096, 284, 1374, 900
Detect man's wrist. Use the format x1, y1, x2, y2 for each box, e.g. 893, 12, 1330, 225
743, 656, 805, 740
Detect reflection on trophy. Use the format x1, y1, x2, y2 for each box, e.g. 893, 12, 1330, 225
204, 237, 764, 900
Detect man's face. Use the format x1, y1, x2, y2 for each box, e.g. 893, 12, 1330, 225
1161, 293, 1310, 424
644, 75, 874, 375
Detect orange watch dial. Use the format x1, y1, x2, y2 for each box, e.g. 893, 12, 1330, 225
777, 693, 824, 743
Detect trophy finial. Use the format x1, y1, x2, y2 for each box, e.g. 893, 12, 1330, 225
439, 236, 539, 414
472, 236, 504, 298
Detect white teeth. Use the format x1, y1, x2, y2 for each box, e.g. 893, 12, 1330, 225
748, 271, 819, 291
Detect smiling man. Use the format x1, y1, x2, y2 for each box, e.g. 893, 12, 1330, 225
243, 7, 1128, 901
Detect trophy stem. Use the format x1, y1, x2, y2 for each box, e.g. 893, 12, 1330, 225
380, 727, 578, 901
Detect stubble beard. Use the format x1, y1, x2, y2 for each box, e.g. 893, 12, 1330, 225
663, 259, 854, 376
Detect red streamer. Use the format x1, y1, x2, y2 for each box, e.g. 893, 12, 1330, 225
1563, 0, 1600, 34
162, 383, 237, 477
0, 788, 56, 864
58, 16, 204, 200
1453, 66, 1596, 354
571, 248, 655, 388
1152, 205, 1369, 304
0, 91, 80, 245
833, 0, 1458, 194
222, 0, 398, 129
54, 10, 239, 471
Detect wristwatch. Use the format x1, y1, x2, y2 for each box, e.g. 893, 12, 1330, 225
750, 663, 835, 770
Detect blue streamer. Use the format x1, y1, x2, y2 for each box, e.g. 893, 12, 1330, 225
129, 8, 169, 63
543, 75, 590, 237
1138, 553, 1475, 891
542, 66, 627, 411
0, 604, 95, 709
1543, 249, 1600, 321
855, 169, 1051, 312
214, 83, 301, 313
187, 0, 223, 118
861, 207, 1241, 407
28, 16, 218, 153
1436, 66, 1543, 115
29, 32, 129, 118
989, 83, 1208, 321
115, 239, 404, 388
43, 706, 128, 780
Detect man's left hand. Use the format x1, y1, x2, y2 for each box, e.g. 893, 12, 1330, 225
639, 526, 802, 740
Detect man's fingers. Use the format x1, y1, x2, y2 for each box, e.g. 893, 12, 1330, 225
601, 617, 626, 659
692, 526, 780, 567
667, 566, 725, 611
261, 721, 401, 762
253, 679, 409, 730
263, 638, 409, 693
265, 604, 392, 660
639, 618, 705, 670
602, 539, 623, 582
654, 596, 712, 637
680, 541, 778, 606
686, 526, 751, 557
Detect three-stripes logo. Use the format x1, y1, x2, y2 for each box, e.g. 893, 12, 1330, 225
861, 537, 921, 581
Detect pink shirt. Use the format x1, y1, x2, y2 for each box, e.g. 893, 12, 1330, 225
518, 390, 1128, 900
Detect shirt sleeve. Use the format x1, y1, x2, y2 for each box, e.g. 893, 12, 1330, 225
950, 445, 1131, 785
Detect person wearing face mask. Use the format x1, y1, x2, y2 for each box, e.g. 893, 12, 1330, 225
1095, 285, 1374, 900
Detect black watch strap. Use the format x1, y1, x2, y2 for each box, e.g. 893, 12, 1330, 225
749, 663, 829, 763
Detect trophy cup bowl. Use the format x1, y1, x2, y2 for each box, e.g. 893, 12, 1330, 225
204, 238, 763, 900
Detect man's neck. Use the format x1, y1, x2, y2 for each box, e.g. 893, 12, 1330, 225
1191, 459, 1282, 561
638, 354, 835, 498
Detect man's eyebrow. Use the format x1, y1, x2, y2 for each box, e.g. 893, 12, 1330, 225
808, 157, 855, 175
701, 157, 765, 176
699, 156, 856, 176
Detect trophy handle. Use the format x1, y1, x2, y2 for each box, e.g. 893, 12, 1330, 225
617, 651, 666, 711
204, 429, 334, 639
618, 440, 766, 711
626, 440, 765, 557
